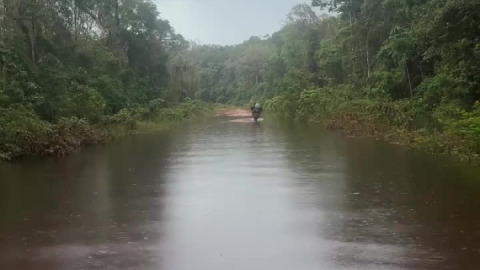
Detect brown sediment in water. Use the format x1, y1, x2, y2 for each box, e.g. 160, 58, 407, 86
215, 109, 252, 118
229, 118, 264, 123
215, 109, 264, 123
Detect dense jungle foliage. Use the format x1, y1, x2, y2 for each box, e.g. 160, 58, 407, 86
0, 0, 208, 160
1, 0, 479, 160
180, 0, 480, 160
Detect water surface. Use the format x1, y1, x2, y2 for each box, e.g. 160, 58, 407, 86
1, 117, 480, 270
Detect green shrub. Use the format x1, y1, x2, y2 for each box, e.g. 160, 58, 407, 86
0, 108, 111, 160
107, 108, 142, 129
154, 100, 209, 122
264, 94, 298, 118
0, 107, 51, 160
366, 71, 403, 99
70, 85, 106, 123
417, 72, 469, 108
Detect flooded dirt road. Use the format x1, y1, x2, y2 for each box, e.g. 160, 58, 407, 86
1, 114, 480, 269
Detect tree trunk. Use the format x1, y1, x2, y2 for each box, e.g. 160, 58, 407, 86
74, 0, 78, 41
366, 30, 371, 79
17, 15, 35, 67
30, 15, 35, 67
405, 61, 413, 97
349, 0, 355, 80
2, 63, 5, 93
0, 0, 5, 91
113, 0, 121, 64
114, 0, 120, 42
349, 0, 353, 48
114, 0, 120, 27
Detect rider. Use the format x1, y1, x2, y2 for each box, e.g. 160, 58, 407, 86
251, 103, 263, 120
251, 103, 263, 112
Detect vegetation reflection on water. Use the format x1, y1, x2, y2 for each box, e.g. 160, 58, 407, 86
1, 120, 480, 269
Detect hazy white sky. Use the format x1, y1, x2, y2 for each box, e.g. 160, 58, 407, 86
154, 0, 309, 45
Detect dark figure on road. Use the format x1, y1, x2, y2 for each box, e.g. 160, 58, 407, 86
250, 103, 263, 122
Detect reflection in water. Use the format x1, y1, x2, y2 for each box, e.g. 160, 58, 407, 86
0, 132, 175, 270
1, 118, 480, 269
280, 123, 480, 269
338, 138, 480, 269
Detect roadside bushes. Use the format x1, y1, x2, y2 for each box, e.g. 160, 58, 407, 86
265, 85, 480, 161
264, 94, 298, 118
0, 107, 110, 160
416, 72, 469, 109
103, 100, 209, 129
70, 85, 106, 123
427, 101, 480, 159
0, 107, 50, 160
154, 100, 209, 122
0, 100, 212, 161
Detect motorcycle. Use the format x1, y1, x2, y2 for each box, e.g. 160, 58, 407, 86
251, 107, 263, 122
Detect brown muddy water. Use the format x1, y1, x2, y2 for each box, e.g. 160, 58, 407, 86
1, 115, 480, 270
